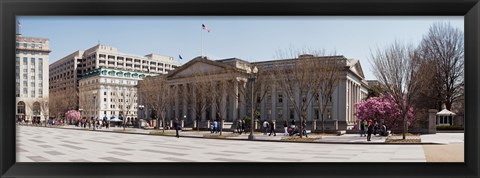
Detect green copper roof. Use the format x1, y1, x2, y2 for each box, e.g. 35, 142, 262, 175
80, 67, 159, 80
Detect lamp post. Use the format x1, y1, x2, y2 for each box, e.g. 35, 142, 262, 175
138, 104, 144, 128
248, 66, 258, 141
79, 108, 83, 127
92, 91, 97, 131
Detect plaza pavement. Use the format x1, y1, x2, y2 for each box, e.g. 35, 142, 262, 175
15, 125, 464, 162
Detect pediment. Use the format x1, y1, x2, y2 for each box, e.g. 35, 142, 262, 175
168, 60, 227, 78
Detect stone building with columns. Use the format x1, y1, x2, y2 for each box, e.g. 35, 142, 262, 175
138, 55, 369, 130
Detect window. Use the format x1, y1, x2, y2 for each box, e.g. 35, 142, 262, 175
16, 50, 19, 54
31, 42, 35, 48
39, 58, 43, 63
23, 57, 27, 63
31, 51, 35, 55
278, 94, 283, 103
31, 58, 35, 63
23, 43, 27, 48
104, 98, 106, 102
104, 92, 107, 95
38, 73, 43, 78
16, 42, 19, 47
23, 51, 27, 54
16, 57, 20, 62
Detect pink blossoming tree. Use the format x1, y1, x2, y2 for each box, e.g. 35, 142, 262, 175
65, 110, 81, 124
354, 96, 414, 131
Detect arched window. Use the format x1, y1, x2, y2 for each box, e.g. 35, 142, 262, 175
17, 101, 25, 114
33, 102, 41, 115
108, 71, 115, 76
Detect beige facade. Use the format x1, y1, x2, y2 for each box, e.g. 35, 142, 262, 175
138, 55, 369, 130
15, 35, 51, 122
78, 68, 158, 125
49, 45, 179, 114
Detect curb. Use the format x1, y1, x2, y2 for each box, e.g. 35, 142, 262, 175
29, 125, 444, 145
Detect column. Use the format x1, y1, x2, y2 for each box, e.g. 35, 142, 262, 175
307, 91, 313, 121
260, 83, 266, 121
294, 84, 300, 120
191, 83, 197, 122
271, 84, 276, 121
283, 91, 288, 121
232, 80, 239, 121
201, 95, 206, 121
175, 84, 179, 119
211, 82, 216, 120
167, 85, 173, 119
183, 84, 188, 121
239, 81, 246, 119
221, 82, 227, 121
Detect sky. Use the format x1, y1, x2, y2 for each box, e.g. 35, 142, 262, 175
17, 16, 463, 80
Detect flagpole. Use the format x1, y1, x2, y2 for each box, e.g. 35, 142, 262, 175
201, 26, 203, 57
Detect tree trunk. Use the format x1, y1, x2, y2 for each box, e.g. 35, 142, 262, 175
402, 111, 407, 140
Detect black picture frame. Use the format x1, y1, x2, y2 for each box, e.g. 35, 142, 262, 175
1, 0, 479, 178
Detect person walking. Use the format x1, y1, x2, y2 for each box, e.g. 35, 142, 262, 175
241, 120, 245, 135
263, 120, 269, 135
237, 119, 242, 134
367, 120, 374, 141
302, 119, 308, 138
291, 119, 296, 128
268, 120, 276, 136
213, 120, 218, 133
360, 119, 366, 137
283, 120, 288, 136
174, 118, 180, 138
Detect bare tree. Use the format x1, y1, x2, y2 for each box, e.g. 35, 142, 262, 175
78, 89, 96, 125
187, 74, 215, 131
113, 86, 137, 131
371, 41, 428, 139
418, 22, 464, 110
39, 97, 49, 126
138, 76, 172, 132
309, 55, 343, 133
273, 50, 320, 138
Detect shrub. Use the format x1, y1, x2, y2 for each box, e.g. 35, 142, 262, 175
436, 125, 464, 130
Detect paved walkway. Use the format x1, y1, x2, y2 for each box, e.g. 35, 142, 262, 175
16, 126, 428, 162
41, 125, 463, 145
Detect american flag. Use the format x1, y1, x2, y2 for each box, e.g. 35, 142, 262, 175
202, 24, 211, 32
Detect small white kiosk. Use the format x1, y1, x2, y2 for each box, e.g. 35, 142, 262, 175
436, 109, 456, 126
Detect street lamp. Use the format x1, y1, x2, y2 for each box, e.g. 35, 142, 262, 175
92, 91, 97, 131
248, 65, 258, 141
138, 104, 144, 128
79, 108, 83, 127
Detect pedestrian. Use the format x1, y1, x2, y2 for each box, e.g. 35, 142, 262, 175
241, 120, 245, 135
283, 120, 288, 136
237, 120, 242, 134
174, 118, 180, 138
213, 120, 218, 133
291, 119, 296, 128
360, 119, 366, 137
367, 120, 374, 141
373, 120, 379, 136
302, 119, 308, 138
268, 120, 276, 136
263, 120, 269, 135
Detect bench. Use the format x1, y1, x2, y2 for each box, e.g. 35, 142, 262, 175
336, 130, 346, 135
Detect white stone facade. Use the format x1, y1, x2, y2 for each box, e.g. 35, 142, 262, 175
139, 55, 369, 130
15, 35, 51, 122
78, 68, 158, 125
